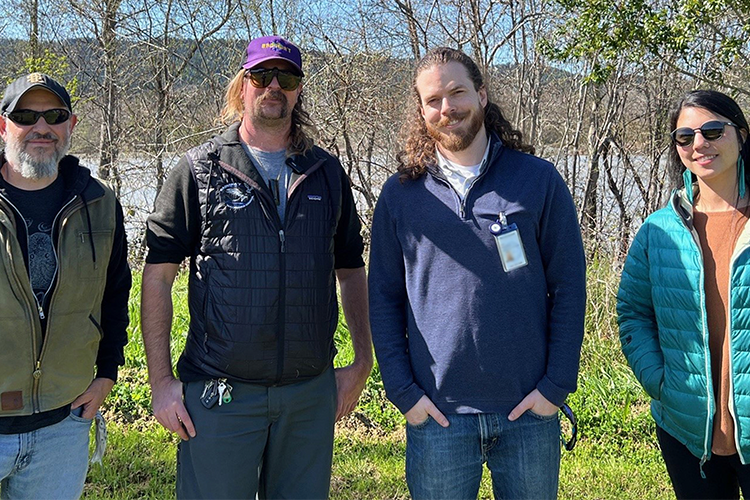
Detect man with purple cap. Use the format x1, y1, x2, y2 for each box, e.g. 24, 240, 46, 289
0, 73, 131, 498
142, 36, 372, 499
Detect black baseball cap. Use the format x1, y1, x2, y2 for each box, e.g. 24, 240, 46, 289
1, 73, 72, 114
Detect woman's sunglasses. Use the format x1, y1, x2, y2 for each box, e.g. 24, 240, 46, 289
245, 68, 302, 91
671, 120, 737, 147
4, 108, 71, 126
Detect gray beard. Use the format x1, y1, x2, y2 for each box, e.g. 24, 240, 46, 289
4, 133, 68, 180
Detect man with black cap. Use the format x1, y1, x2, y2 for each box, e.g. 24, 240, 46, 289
0, 73, 131, 498
142, 36, 372, 499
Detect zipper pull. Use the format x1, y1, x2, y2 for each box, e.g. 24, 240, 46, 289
38, 305, 45, 320
33, 360, 42, 379
279, 230, 286, 253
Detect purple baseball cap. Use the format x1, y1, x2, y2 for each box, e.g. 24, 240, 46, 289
242, 36, 304, 76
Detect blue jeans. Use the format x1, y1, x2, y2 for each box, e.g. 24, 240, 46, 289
406, 411, 560, 500
0, 409, 91, 500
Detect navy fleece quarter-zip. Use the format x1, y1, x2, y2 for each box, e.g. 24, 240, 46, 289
369, 135, 587, 416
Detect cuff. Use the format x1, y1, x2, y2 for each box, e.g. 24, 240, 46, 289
95, 363, 119, 383
390, 383, 426, 415
536, 376, 571, 408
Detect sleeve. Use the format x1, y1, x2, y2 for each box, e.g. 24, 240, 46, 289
368, 184, 425, 414
616, 221, 664, 400
535, 168, 587, 406
95, 199, 133, 381
333, 168, 365, 269
145, 156, 200, 264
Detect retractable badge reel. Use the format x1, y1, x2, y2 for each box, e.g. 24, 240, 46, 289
489, 212, 528, 272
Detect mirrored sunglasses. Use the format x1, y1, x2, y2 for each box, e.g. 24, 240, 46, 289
4, 108, 71, 126
245, 68, 302, 91
671, 120, 737, 147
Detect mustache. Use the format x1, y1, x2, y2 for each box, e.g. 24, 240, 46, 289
24, 132, 58, 142
435, 111, 469, 128
260, 89, 287, 103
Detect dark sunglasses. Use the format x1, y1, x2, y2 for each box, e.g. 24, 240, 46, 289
560, 403, 577, 451
245, 67, 302, 91
671, 120, 737, 147
4, 108, 71, 126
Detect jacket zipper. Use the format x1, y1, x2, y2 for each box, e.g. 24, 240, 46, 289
35, 195, 86, 400
459, 159, 490, 218
674, 199, 714, 468
275, 229, 286, 383
431, 150, 491, 219
37, 195, 92, 410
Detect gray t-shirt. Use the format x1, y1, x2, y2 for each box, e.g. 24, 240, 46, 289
243, 145, 291, 221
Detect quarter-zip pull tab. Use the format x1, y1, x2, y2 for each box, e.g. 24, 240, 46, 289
37, 305, 45, 320
33, 360, 41, 379
699, 455, 707, 479
279, 230, 286, 253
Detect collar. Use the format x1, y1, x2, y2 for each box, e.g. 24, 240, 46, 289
435, 137, 491, 175
218, 121, 324, 175
427, 132, 503, 179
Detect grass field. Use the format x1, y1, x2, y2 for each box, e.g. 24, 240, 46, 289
81, 259, 673, 499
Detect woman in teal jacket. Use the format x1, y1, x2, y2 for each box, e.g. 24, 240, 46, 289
618, 90, 750, 499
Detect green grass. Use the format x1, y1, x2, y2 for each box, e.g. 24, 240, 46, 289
80, 260, 673, 499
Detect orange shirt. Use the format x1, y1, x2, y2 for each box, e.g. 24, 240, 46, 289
693, 207, 749, 456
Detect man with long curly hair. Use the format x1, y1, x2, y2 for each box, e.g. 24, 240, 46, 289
369, 47, 586, 499
141, 36, 372, 499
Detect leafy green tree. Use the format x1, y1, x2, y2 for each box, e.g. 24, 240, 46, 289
12, 49, 80, 106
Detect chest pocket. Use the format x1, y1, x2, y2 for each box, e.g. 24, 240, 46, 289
287, 168, 340, 239
74, 230, 114, 280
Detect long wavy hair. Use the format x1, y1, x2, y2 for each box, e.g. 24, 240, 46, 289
668, 90, 750, 191
397, 47, 534, 181
219, 69, 315, 155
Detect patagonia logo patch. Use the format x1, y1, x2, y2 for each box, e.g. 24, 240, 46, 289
220, 183, 254, 210
308, 195, 322, 201
1, 391, 23, 411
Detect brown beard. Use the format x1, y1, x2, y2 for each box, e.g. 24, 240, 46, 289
426, 104, 485, 152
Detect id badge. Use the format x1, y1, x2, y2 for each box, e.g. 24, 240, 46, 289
489, 213, 528, 272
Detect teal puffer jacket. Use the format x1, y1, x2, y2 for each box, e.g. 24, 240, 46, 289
617, 184, 750, 464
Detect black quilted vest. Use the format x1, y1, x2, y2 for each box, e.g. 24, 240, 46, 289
178, 127, 343, 385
